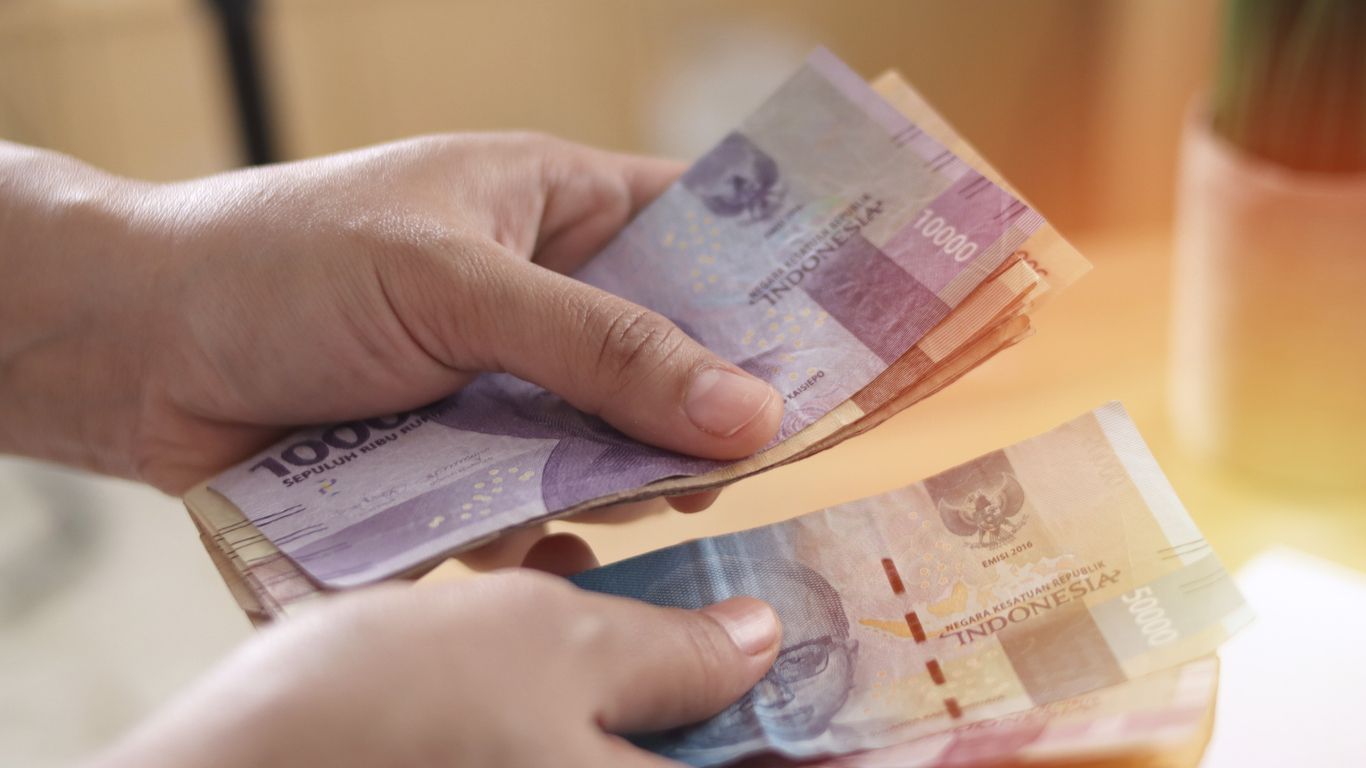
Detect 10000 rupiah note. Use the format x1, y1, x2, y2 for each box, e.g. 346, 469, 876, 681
568, 404, 1250, 766
184, 49, 1088, 615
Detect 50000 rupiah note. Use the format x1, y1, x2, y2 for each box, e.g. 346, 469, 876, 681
751, 657, 1219, 768
569, 404, 1250, 767
185, 50, 1087, 609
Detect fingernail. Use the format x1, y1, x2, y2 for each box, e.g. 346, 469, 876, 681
703, 597, 780, 656
684, 367, 775, 438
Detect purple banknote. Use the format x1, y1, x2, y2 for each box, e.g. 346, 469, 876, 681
210, 48, 1044, 587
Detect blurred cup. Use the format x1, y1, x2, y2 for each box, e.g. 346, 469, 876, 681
1170, 110, 1366, 490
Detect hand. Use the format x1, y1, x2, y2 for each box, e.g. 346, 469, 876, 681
93, 562, 782, 768
0, 135, 783, 499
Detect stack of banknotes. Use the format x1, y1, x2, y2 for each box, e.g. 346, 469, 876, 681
185, 48, 1089, 616
183, 49, 1250, 766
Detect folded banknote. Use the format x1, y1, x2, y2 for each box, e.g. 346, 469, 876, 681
187, 48, 1088, 600
570, 404, 1250, 766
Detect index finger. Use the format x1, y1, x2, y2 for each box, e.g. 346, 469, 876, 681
532, 141, 685, 274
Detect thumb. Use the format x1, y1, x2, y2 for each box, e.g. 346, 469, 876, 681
588, 596, 782, 734
476, 256, 783, 459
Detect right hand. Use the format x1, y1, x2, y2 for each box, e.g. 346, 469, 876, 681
0, 134, 783, 495
93, 564, 782, 768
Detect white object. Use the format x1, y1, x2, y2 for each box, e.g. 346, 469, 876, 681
1203, 549, 1366, 767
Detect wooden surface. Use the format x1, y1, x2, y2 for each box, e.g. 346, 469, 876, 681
545, 227, 1366, 576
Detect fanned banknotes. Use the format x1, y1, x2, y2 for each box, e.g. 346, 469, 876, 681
176, 47, 1239, 768
184, 49, 1088, 615
570, 404, 1250, 766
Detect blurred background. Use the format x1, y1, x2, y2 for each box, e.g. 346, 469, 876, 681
0, 0, 1216, 230
2, 1, 1362, 766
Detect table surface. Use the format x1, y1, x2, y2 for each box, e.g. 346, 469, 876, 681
5, 226, 1359, 768
546, 227, 1366, 575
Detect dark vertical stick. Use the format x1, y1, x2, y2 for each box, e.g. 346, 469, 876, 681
205, 0, 275, 165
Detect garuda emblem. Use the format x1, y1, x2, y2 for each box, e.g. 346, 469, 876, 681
937, 473, 1027, 549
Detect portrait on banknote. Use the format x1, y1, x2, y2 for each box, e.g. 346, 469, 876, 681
576, 553, 860, 763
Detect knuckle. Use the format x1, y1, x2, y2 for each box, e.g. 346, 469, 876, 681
500, 131, 565, 172
529, 135, 629, 211
591, 305, 689, 395
677, 612, 734, 702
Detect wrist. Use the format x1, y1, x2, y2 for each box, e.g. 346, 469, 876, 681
0, 143, 168, 478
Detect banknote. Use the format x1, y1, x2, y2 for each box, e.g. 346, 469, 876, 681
184, 260, 1039, 622
869, 71, 1091, 303
749, 656, 1219, 768
200, 48, 1086, 590
570, 404, 1251, 766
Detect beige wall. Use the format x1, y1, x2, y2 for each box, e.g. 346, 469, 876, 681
0, 0, 239, 179
0, 0, 1218, 234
